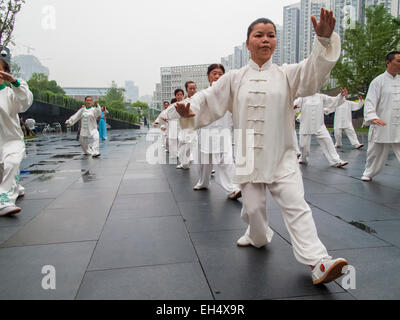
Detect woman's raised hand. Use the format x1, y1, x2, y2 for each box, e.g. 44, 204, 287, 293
175, 102, 196, 118
311, 8, 336, 39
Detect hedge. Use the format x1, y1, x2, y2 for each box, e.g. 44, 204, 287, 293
31, 88, 139, 125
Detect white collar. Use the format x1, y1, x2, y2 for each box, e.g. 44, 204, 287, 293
249, 58, 272, 71
385, 71, 399, 79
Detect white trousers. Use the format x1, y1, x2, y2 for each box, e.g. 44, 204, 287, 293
293, 129, 300, 155
178, 139, 192, 169
195, 152, 240, 194
0, 148, 25, 210
80, 134, 99, 156
240, 168, 331, 266
299, 126, 342, 166
334, 126, 361, 148
363, 142, 400, 178
161, 131, 168, 151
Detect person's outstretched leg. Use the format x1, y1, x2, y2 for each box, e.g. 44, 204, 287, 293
362, 142, 389, 180
316, 127, 347, 167
268, 168, 348, 284
238, 182, 274, 248
299, 134, 311, 164
345, 127, 363, 149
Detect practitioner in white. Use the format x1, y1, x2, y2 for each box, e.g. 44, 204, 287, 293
175, 10, 349, 285
295, 88, 349, 167
154, 101, 170, 152
193, 64, 241, 200
65, 96, 101, 158
329, 91, 364, 149
362, 51, 400, 182
0, 47, 34, 217
176, 81, 198, 169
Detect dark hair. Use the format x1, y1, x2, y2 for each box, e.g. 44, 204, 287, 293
171, 98, 177, 104
386, 51, 400, 63
247, 18, 276, 41
174, 88, 184, 97
84, 96, 93, 101
163, 101, 170, 105
185, 81, 196, 90
207, 64, 225, 76
0, 59, 10, 73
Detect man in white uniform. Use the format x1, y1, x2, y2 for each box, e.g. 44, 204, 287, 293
328, 93, 364, 149
0, 47, 34, 217
25, 118, 36, 136
362, 51, 400, 181
153, 101, 170, 152
295, 89, 349, 167
66, 96, 101, 157
175, 11, 349, 285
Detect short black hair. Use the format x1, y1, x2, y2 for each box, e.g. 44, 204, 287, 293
84, 96, 93, 101
174, 88, 184, 96
247, 18, 276, 41
171, 98, 177, 104
207, 64, 225, 76
163, 101, 170, 105
185, 81, 196, 90
386, 51, 400, 63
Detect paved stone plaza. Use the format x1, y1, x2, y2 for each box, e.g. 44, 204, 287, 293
0, 129, 399, 300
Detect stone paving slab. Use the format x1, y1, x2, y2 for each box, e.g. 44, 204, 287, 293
0, 130, 399, 300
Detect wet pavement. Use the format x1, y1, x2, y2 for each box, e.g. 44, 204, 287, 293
0, 129, 399, 300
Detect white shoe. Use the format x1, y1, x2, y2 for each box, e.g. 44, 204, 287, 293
18, 186, 25, 198
312, 257, 348, 285
0, 206, 21, 217
335, 161, 349, 168
92, 154, 101, 158
356, 144, 364, 150
176, 164, 184, 169
193, 185, 208, 191
299, 158, 308, 165
228, 190, 242, 200
361, 176, 372, 182
236, 235, 252, 247
211, 170, 216, 175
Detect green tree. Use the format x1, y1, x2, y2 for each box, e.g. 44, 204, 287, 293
0, 0, 25, 47
99, 81, 125, 109
28, 73, 65, 94
332, 5, 400, 96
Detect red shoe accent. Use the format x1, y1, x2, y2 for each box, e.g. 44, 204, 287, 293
320, 264, 325, 272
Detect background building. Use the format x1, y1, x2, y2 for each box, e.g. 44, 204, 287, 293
12, 55, 49, 81
273, 25, 283, 65
125, 81, 139, 103
63, 87, 110, 101
282, 3, 300, 64
160, 64, 210, 103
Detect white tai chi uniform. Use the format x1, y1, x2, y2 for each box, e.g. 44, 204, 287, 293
66, 105, 101, 156
177, 98, 197, 169
196, 111, 239, 194
363, 71, 400, 178
178, 33, 342, 266
331, 99, 364, 148
0, 80, 33, 210
154, 112, 169, 152
295, 93, 346, 166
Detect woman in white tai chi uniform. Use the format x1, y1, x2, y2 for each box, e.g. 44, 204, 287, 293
295, 89, 349, 167
175, 10, 349, 285
362, 51, 400, 181
65, 96, 101, 158
0, 47, 33, 217
328, 92, 364, 149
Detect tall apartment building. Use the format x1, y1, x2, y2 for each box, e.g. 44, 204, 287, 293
364, 0, 399, 17
282, 3, 300, 64
273, 25, 283, 65
125, 81, 139, 103
160, 64, 210, 103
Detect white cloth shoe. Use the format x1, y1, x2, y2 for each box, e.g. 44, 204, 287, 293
335, 161, 349, 168
361, 176, 372, 182
236, 235, 252, 247
228, 190, 242, 200
312, 257, 348, 285
0, 205, 21, 217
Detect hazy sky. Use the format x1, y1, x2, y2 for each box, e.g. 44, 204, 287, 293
12, 0, 299, 96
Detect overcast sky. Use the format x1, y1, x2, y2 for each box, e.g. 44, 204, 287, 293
12, 0, 299, 96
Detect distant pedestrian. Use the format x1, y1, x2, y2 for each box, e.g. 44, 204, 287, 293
98, 105, 109, 140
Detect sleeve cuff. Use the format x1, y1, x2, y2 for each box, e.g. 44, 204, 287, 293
317, 36, 331, 48
11, 79, 21, 87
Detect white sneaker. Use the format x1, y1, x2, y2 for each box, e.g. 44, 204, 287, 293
312, 257, 348, 285
176, 164, 183, 169
18, 186, 25, 198
0, 206, 21, 217
228, 190, 242, 200
236, 235, 252, 247
211, 169, 216, 175
335, 161, 349, 168
361, 176, 372, 182
193, 185, 208, 191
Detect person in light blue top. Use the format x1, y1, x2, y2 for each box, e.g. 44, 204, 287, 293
98, 105, 109, 140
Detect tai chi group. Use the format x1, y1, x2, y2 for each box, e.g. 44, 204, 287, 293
1, 8, 400, 287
